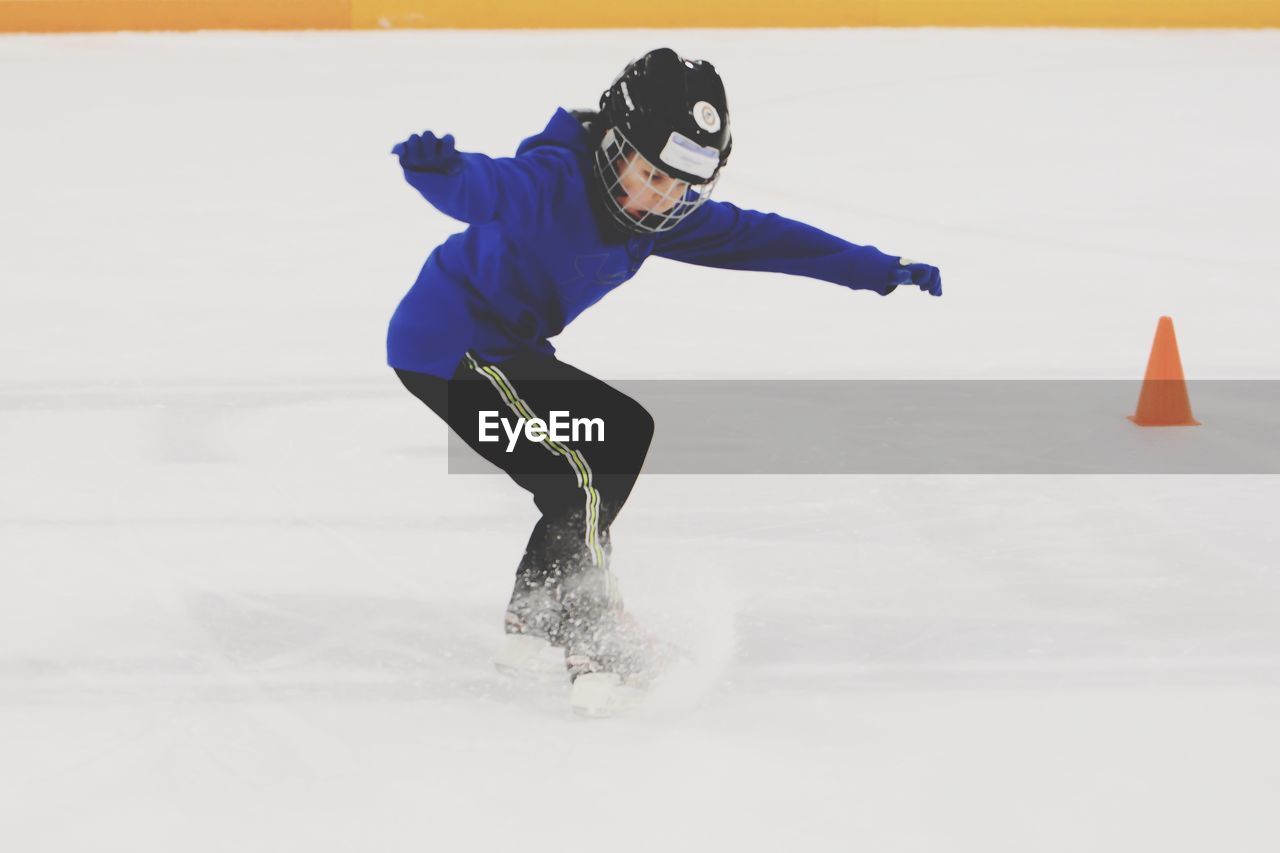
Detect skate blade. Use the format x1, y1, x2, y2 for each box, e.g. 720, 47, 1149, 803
570, 672, 641, 718
493, 634, 555, 676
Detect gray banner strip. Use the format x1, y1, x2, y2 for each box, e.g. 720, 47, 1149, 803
448, 380, 1280, 474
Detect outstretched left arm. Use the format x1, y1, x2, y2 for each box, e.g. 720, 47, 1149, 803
652, 199, 941, 297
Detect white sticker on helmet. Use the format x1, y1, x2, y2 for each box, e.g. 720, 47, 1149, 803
659, 131, 720, 180
692, 100, 721, 133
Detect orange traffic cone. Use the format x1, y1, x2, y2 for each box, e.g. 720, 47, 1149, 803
1128, 316, 1200, 426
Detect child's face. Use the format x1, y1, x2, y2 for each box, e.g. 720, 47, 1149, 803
614, 151, 690, 220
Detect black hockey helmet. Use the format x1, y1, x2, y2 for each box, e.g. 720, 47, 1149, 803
592, 48, 733, 234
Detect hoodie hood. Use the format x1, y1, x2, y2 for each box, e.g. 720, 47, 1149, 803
515, 107, 594, 156
518, 108, 635, 243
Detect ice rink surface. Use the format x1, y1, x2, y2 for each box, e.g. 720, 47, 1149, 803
3, 27, 1280, 852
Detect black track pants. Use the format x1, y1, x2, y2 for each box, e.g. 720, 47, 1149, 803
395, 352, 654, 594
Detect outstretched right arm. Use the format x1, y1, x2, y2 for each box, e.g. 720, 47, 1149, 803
391, 131, 543, 225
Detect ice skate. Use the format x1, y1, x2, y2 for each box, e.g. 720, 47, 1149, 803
493, 587, 565, 676
559, 570, 679, 715
565, 609, 681, 716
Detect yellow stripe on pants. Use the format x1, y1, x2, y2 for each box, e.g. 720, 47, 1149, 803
464, 353, 607, 571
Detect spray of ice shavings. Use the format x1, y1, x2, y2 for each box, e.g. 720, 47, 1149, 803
615, 555, 741, 718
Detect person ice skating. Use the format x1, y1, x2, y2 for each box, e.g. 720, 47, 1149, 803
388, 48, 941, 712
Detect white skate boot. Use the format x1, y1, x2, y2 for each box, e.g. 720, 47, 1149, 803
560, 571, 677, 716
493, 587, 565, 676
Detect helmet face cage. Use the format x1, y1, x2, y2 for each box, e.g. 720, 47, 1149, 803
593, 127, 718, 235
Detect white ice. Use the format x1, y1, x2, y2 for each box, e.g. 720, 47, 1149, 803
2, 28, 1279, 853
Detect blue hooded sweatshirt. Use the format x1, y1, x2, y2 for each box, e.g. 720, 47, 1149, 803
387, 108, 900, 378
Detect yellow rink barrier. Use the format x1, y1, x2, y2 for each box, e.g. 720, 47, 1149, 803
3, 0, 1279, 33
1, 1, 348, 32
